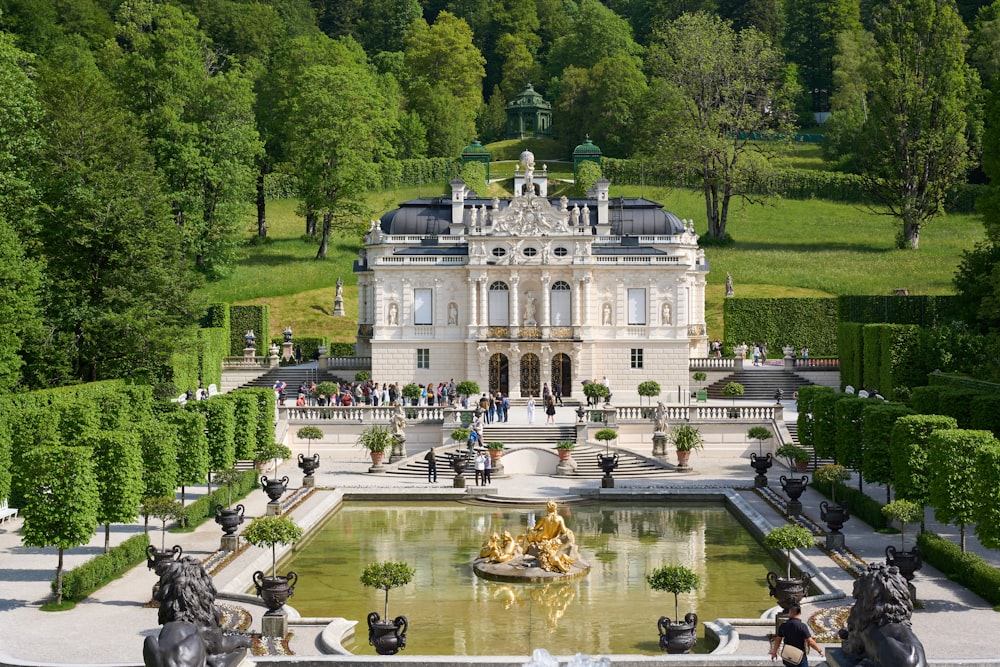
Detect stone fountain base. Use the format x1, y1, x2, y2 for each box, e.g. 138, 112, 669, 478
473, 555, 591, 583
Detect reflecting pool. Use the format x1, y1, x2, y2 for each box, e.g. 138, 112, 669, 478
283, 501, 781, 656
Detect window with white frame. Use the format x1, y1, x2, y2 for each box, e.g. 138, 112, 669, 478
631, 348, 643, 369
488, 281, 509, 326
414, 288, 433, 325
550, 281, 571, 326
417, 348, 430, 369
627, 288, 647, 325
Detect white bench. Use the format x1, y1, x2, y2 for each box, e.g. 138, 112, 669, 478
0, 499, 18, 523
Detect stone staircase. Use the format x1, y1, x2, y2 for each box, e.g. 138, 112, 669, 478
237, 364, 336, 393
706, 369, 813, 400
783, 421, 835, 471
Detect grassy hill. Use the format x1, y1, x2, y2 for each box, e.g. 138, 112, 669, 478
195, 182, 983, 342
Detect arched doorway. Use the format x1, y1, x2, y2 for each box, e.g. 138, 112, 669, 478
520, 353, 540, 397
489, 354, 509, 396
551, 353, 572, 397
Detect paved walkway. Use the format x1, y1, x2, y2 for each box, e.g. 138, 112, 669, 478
0, 400, 997, 665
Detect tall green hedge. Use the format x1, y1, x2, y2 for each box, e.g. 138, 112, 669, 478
135, 420, 180, 499
202, 303, 231, 330
878, 324, 922, 400
380, 157, 458, 190
187, 397, 236, 471
723, 298, 838, 356
0, 413, 11, 503
229, 305, 270, 356
834, 397, 869, 472
328, 342, 355, 356
169, 409, 209, 488
928, 429, 986, 533
891, 414, 957, 507
838, 295, 960, 326
56, 533, 150, 602
813, 392, 851, 460
837, 322, 863, 390
795, 385, 834, 450
239, 387, 276, 459
199, 327, 227, 388
909, 385, 944, 415
226, 391, 260, 460
861, 325, 886, 390
860, 402, 914, 496
971, 395, 1000, 437
169, 344, 200, 395
935, 388, 978, 428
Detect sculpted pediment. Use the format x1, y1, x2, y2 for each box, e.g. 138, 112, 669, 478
490, 195, 570, 236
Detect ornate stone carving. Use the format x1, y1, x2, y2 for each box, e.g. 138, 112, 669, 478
490, 194, 570, 236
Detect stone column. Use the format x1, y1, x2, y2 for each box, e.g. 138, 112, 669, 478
582, 276, 592, 325
467, 276, 477, 326
478, 276, 488, 335
510, 273, 520, 336
541, 272, 551, 330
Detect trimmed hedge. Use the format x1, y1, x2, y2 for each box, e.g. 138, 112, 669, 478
834, 397, 869, 472
328, 342, 355, 356
971, 394, 1000, 436
837, 322, 864, 390
861, 402, 914, 494
890, 414, 957, 506
56, 533, 150, 602
862, 324, 885, 391
813, 392, 851, 460
203, 303, 231, 330
226, 391, 260, 460
199, 327, 227, 389
229, 305, 270, 356
909, 385, 945, 416
918, 531, 1000, 606
838, 295, 960, 326
169, 336, 200, 395
796, 385, 834, 450
238, 387, 277, 459
187, 397, 236, 471
180, 469, 259, 529
723, 298, 838, 357
878, 324, 922, 400
810, 479, 889, 530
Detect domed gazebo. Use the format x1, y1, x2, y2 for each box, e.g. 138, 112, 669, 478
573, 137, 602, 179
505, 84, 552, 139
460, 140, 491, 181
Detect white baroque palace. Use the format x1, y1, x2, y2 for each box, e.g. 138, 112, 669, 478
354, 151, 708, 399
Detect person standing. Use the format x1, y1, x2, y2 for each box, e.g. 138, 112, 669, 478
553, 381, 564, 406
474, 451, 486, 486
769, 604, 823, 666
483, 452, 492, 484
801, 345, 809, 365
526, 396, 536, 424
501, 393, 510, 422
545, 397, 556, 424
424, 448, 437, 483
488, 394, 497, 424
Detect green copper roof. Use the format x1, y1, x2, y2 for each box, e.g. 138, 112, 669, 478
461, 140, 491, 157
573, 138, 602, 157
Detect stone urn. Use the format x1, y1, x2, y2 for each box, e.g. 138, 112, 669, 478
214, 503, 245, 536
780, 475, 809, 516
750, 452, 773, 488
261, 475, 289, 503
820, 501, 850, 548
253, 570, 298, 612
766, 571, 811, 613
658, 613, 698, 654
885, 545, 922, 583
297, 453, 320, 478
597, 452, 619, 489
146, 544, 183, 576
368, 612, 408, 655
450, 452, 468, 488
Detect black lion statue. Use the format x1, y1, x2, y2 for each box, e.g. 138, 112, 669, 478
143, 556, 252, 667
838, 562, 927, 667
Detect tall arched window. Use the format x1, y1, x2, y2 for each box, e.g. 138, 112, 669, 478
550, 281, 571, 326
488, 281, 509, 326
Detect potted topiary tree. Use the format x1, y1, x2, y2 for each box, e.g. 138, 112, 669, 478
594, 428, 619, 487
362, 560, 415, 655
775, 443, 810, 472
257, 442, 292, 503
583, 382, 610, 413
401, 383, 421, 406
764, 524, 815, 613
357, 424, 393, 469
747, 426, 773, 487
637, 380, 661, 414
723, 381, 744, 417
692, 371, 707, 400
882, 499, 924, 586
213, 469, 246, 537
315, 381, 339, 399
142, 496, 185, 576
815, 464, 852, 546
668, 423, 704, 469
244, 515, 304, 614
647, 565, 701, 654
455, 380, 479, 407
296, 426, 323, 480
355, 370, 371, 383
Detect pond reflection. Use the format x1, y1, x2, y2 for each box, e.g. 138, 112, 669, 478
283, 501, 781, 656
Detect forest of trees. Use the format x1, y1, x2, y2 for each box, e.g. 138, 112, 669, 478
2, 0, 1000, 391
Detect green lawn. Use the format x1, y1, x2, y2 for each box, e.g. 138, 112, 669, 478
195, 184, 984, 342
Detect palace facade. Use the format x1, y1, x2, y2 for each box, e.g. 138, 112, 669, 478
353, 152, 708, 399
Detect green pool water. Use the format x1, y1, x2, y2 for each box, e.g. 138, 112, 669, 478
281, 501, 782, 656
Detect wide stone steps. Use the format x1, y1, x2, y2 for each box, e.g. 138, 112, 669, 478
785, 421, 836, 471
706, 369, 813, 400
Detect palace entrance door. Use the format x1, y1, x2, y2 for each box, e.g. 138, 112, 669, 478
520, 353, 540, 397
551, 353, 572, 397
489, 354, 509, 396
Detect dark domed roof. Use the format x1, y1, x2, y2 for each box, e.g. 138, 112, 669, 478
461, 140, 490, 157
508, 84, 551, 110
379, 198, 452, 236
610, 198, 686, 236
573, 138, 602, 157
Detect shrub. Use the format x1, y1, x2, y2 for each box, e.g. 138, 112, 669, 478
890, 414, 957, 506
764, 525, 815, 579
361, 560, 415, 619
795, 385, 834, 450
56, 533, 150, 602
724, 298, 838, 357
810, 478, 889, 530
861, 402, 914, 499
229, 305, 270, 356
180, 470, 258, 529
918, 531, 1000, 606
647, 565, 700, 622
837, 322, 864, 390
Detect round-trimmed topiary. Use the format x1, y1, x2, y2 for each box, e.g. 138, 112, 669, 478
361, 560, 415, 620
647, 564, 700, 622
764, 524, 816, 579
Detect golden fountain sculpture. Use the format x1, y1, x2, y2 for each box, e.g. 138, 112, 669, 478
474, 500, 591, 582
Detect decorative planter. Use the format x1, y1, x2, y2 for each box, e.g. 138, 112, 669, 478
369, 451, 385, 466
657, 613, 698, 654
597, 452, 619, 488
489, 449, 503, 464
820, 501, 850, 534
368, 612, 408, 655
750, 453, 773, 488
557, 449, 573, 462
795, 460, 810, 473
885, 545, 922, 583
260, 475, 289, 503
676, 450, 691, 468
146, 544, 183, 576
214, 504, 245, 536
297, 453, 320, 478
253, 570, 298, 612
780, 474, 809, 515
766, 571, 811, 613
450, 452, 468, 488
